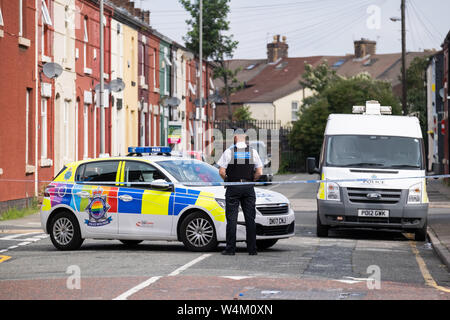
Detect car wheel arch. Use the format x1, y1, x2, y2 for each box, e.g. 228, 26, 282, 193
176, 208, 216, 241
46, 206, 79, 235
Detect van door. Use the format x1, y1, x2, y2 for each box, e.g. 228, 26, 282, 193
73, 160, 121, 235
118, 160, 174, 237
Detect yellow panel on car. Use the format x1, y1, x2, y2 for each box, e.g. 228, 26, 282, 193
195, 191, 225, 222
141, 190, 171, 215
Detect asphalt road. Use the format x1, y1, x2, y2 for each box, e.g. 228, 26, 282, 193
0, 173, 449, 300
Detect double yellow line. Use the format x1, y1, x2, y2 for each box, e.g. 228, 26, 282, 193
409, 240, 450, 293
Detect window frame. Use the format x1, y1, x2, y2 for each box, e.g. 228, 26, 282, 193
123, 160, 171, 189
41, 0, 52, 26
75, 160, 121, 185
41, 98, 48, 160
0, 6, 4, 27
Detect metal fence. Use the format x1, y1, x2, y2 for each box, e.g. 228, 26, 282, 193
212, 120, 305, 173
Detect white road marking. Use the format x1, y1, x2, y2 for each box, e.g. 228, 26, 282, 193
0, 233, 47, 254
113, 253, 212, 300
113, 276, 162, 301
222, 276, 253, 280
168, 254, 211, 277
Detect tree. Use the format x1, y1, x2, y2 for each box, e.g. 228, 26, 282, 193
179, 0, 238, 120
405, 56, 431, 140
233, 105, 254, 121
290, 69, 401, 159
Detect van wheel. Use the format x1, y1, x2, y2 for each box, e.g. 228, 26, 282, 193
316, 211, 329, 238
180, 211, 218, 252
49, 211, 84, 251
120, 240, 143, 246
256, 239, 278, 250
414, 220, 428, 242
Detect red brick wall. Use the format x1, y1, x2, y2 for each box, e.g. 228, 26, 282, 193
0, 0, 37, 202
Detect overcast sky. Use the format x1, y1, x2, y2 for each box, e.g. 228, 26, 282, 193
140, 0, 450, 59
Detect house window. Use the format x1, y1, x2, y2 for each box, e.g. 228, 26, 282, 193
63, 101, 69, 159
26, 88, 33, 165
41, 0, 52, 26
291, 101, 299, 122
0, 6, 4, 27
41, 98, 48, 159
83, 17, 91, 74
19, 0, 23, 36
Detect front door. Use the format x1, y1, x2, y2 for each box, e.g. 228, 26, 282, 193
73, 160, 121, 235
118, 160, 174, 237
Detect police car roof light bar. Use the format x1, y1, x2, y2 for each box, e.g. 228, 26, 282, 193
127, 146, 172, 156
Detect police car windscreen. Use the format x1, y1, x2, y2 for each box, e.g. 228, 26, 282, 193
325, 135, 423, 169
157, 160, 223, 184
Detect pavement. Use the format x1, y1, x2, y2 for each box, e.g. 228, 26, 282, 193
426, 179, 450, 272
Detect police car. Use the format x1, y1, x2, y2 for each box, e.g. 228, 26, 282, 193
41, 147, 295, 251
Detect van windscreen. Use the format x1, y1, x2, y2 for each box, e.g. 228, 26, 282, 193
325, 135, 423, 169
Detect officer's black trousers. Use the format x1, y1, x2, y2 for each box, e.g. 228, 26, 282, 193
225, 185, 256, 253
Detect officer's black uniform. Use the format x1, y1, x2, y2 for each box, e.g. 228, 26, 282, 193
223, 145, 257, 255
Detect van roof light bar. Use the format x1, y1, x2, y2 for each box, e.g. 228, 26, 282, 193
352, 100, 392, 115
127, 146, 172, 156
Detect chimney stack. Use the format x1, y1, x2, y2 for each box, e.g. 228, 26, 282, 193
354, 38, 376, 59
143, 11, 150, 25
267, 35, 288, 63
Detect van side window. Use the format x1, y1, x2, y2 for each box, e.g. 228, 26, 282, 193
124, 161, 168, 187
75, 161, 120, 184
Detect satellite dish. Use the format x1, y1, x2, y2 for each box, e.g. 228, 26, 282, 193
168, 97, 181, 107
109, 78, 126, 92
42, 62, 63, 79
208, 91, 223, 103
439, 88, 444, 99
160, 96, 169, 107
94, 83, 111, 91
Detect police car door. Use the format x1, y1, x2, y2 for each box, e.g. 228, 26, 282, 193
73, 160, 121, 235
118, 160, 174, 237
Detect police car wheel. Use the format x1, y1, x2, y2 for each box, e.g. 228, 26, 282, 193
120, 240, 143, 246
50, 211, 84, 251
181, 212, 217, 252
256, 239, 278, 250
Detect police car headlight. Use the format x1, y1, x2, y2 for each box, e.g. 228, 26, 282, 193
326, 182, 341, 201
215, 199, 226, 209
407, 183, 422, 204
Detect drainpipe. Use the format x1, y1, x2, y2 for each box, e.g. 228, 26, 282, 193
34, 0, 39, 197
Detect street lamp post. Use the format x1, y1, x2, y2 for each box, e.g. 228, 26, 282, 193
390, 0, 407, 115
100, 0, 106, 156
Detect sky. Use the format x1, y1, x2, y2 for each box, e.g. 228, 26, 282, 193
140, 0, 450, 59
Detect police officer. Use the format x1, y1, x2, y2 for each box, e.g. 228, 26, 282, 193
217, 129, 263, 256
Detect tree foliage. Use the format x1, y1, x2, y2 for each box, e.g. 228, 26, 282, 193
233, 105, 254, 121
179, 0, 239, 120
406, 56, 431, 140
290, 63, 401, 159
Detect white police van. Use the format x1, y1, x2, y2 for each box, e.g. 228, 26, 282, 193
41, 147, 295, 251
307, 101, 428, 241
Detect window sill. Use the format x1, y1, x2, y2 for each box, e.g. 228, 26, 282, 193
153, 87, 160, 93
42, 55, 52, 63
84, 67, 92, 75
140, 83, 149, 90
18, 37, 31, 48
0, 168, 3, 175
0, 30, 4, 38
39, 159, 53, 167
25, 164, 36, 174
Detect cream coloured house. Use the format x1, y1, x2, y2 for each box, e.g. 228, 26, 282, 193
53, 0, 77, 174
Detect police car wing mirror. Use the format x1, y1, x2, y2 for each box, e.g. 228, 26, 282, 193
306, 157, 320, 175
150, 179, 172, 190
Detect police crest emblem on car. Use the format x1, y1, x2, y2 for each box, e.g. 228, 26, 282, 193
84, 187, 112, 227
